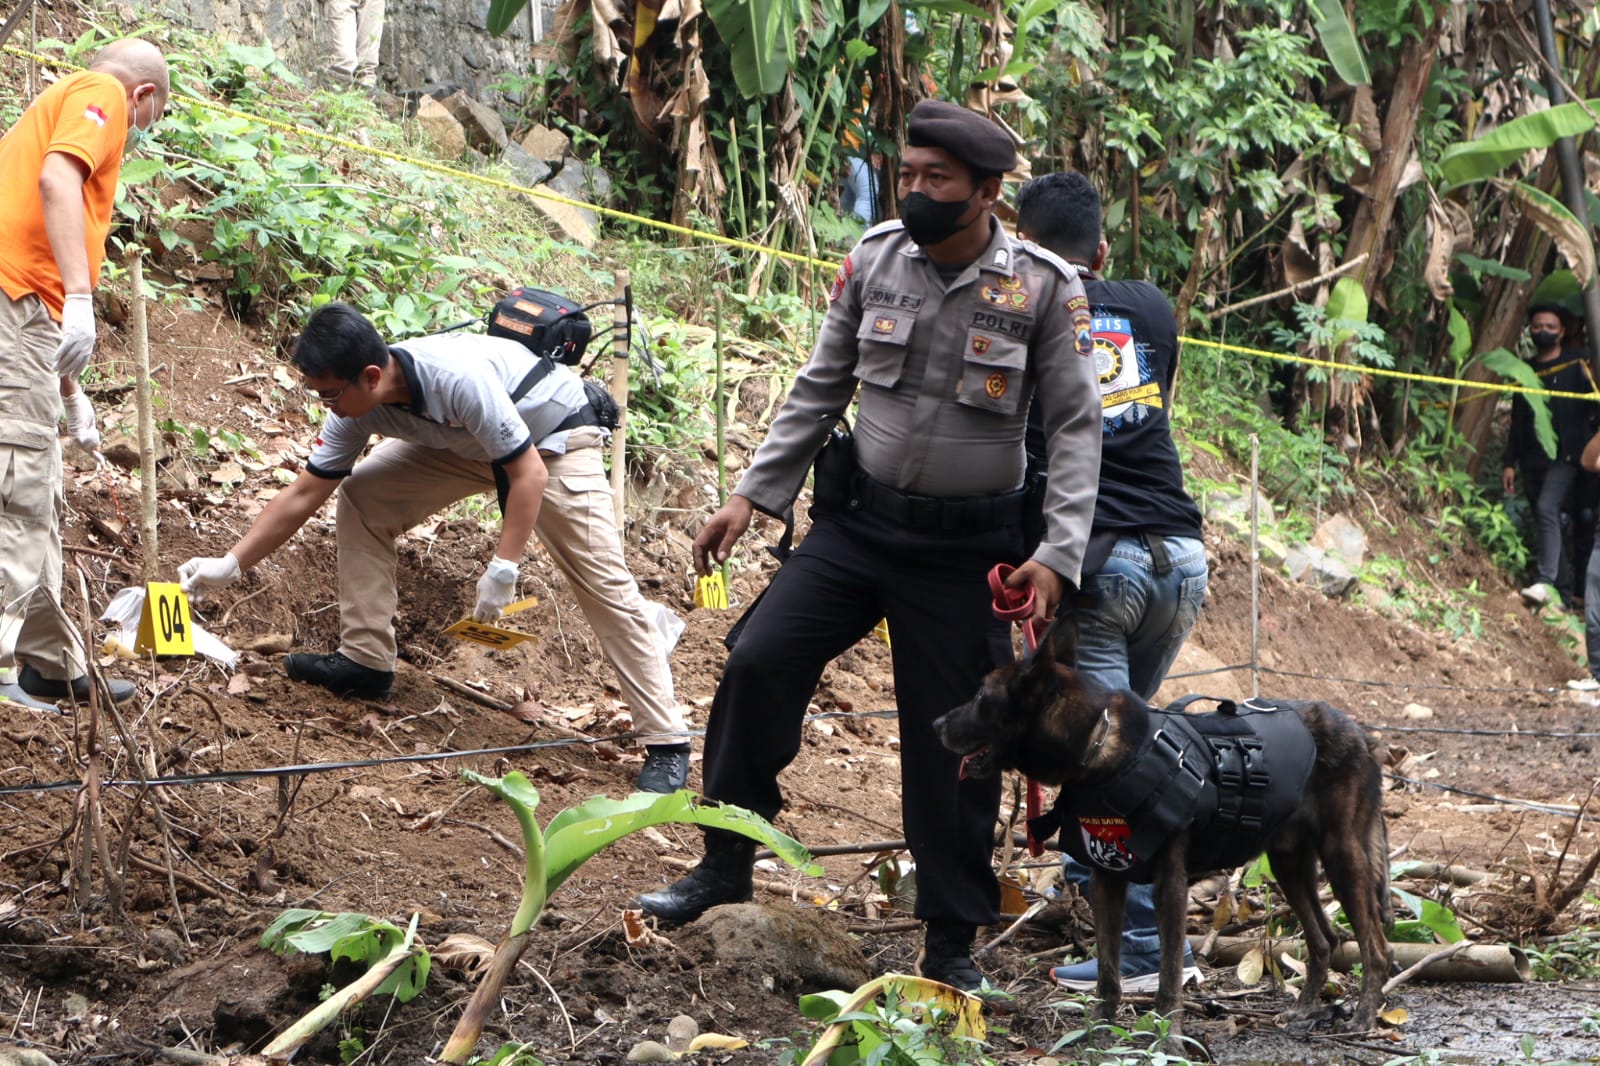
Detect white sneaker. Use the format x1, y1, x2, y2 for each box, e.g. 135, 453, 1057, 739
1521, 583, 1558, 607
1567, 677, 1600, 692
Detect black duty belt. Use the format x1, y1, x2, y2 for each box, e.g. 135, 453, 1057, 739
846, 471, 1028, 534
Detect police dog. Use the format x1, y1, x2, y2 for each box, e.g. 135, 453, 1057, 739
933, 617, 1391, 1035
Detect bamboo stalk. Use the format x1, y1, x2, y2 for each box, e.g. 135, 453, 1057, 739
607, 270, 632, 530
714, 292, 729, 592
129, 248, 157, 584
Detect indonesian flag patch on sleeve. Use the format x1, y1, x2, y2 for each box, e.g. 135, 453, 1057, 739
828, 254, 854, 303
83, 104, 108, 127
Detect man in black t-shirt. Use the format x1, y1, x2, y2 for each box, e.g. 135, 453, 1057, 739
1014, 171, 1208, 993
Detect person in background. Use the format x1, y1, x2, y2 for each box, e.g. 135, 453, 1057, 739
635, 100, 1103, 993
326, 0, 385, 87
1503, 304, 1591, 608
0, 38, 168, 712
178, 303, 693, 792
1012, 170, 1208, 993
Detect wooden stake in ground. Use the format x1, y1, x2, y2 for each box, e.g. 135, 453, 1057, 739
128, 247, 157, 583
607, 270, 632, 529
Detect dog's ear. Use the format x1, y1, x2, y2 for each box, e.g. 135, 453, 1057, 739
1039, 612, 1078, 667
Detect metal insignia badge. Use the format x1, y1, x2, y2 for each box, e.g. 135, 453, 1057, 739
984, 372, 1008, 399
872, 316, 897, 334
981, 287, 1008, 306
998, 275, 1023, 292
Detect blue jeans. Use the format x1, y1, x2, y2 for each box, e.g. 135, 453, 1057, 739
1063, 534, 1209, 955
845, 156, 880, 224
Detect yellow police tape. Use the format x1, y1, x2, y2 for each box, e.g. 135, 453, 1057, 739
8, 43, 1588, 404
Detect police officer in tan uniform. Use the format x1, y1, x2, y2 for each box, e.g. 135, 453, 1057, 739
636, 100, 1102, 990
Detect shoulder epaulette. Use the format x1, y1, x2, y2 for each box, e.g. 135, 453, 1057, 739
1014, 237, 1080, 282
859, 219, 905, 244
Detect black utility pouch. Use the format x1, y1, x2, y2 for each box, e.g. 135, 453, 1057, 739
810, 419, 857, 512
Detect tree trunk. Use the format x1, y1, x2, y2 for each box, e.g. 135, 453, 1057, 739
1314, 19, 1443, 437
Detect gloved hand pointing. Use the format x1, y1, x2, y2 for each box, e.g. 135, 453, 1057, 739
54, 293, 97, 378
63, 389, 102, 458
473, 556, 520, 622
179, 553, 242, 599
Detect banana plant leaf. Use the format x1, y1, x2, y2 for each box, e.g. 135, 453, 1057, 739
1481, 346, 1557, 459
703, 0, 805, 96
1438, 100, 1600, 191
1310, 0, 1369, 87
1501, 179, 1596, 285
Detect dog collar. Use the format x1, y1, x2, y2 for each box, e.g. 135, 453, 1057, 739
1085, 707, 1113, 756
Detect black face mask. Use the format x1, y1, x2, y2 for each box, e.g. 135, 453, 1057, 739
898, 191, 975, 247
1531, 330, 1561, 350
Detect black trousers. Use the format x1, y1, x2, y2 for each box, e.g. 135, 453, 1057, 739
701, 508, 1021, 926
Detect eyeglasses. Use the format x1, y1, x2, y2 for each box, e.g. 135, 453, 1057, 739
307, 382, 352, 404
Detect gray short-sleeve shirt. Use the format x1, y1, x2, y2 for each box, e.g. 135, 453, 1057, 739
304, 332, 591, 478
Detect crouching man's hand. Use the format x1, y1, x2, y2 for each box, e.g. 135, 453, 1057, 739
473, 556, 519, 622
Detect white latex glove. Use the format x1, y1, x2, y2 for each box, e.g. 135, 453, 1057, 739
179, 553, 242, 599
473, 556, 520, 622
62, 389, 101, 456
54, 293, 97, 378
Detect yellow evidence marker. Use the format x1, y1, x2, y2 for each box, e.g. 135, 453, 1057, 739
443, 596, 540, 649
694, 571, 729, 609
135, 582, 195, 656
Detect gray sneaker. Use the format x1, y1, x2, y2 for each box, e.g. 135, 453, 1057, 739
0, 681, 62, 712
1568, 677, 1600, 692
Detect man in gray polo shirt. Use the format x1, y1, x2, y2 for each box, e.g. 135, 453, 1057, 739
178, 302, 691, 792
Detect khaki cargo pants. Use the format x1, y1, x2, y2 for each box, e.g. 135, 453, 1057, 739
0, 292, 84, 684
335, 430, 686, 743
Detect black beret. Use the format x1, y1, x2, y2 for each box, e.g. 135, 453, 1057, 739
905, 99, 1016, 176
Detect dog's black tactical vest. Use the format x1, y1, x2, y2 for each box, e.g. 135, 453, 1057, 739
1028, 697, 1317, 883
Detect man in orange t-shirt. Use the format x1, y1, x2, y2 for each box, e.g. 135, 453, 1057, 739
0, 38, 168, 711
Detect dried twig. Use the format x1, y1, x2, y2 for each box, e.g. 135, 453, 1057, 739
1381, 939, 1471, 994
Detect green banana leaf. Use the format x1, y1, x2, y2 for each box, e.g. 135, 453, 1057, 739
1481, 346, 1557, 459
1310, 0, 1369, 86
1438, 100, 1600, 191
1447, 304, 1471, 367
703, 0, 804, 97
1325, 276, 1369, 348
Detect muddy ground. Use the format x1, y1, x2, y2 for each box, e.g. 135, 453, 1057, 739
1, 242, 1599, 1066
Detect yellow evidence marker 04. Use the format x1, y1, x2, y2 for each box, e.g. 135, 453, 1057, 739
443, 596, 540, 649
694, 572, 729, 609
136, 582, 196, 656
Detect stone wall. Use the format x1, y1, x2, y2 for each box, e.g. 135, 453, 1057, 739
157, 0, 556, 112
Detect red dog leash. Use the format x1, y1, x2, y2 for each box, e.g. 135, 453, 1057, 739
987, 563, 1046, 857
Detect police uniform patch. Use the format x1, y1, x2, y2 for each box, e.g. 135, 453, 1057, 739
984, 372, 1008, 399
981, 286, 1009, 306
828, 254, 854, 303
1064, 293, 1088, 314
1009, 291, 1029, 310
971, 335, 991, 355
997, 275, 1023, 292
1078, 815, 1135, 871
1074, 309, 1095, 357
993, 248, 1010, 270
872, 316, 897, 335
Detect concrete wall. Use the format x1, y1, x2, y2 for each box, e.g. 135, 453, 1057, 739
158, 0, 555, 111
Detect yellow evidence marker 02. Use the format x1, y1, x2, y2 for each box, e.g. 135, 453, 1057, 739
443, 596, 540, 649
694, 572, 729, 609
136, 582, 196, 656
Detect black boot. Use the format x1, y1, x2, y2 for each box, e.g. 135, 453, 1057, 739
633, 833, 753, 923
916, 920, 986, 992
284, 651, 394, 700
636, 744, 691, 793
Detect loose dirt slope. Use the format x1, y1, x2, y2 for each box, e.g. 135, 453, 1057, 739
3, 246, 1600, 1066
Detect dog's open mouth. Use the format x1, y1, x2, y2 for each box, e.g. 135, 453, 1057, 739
957, 744, 995, 780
